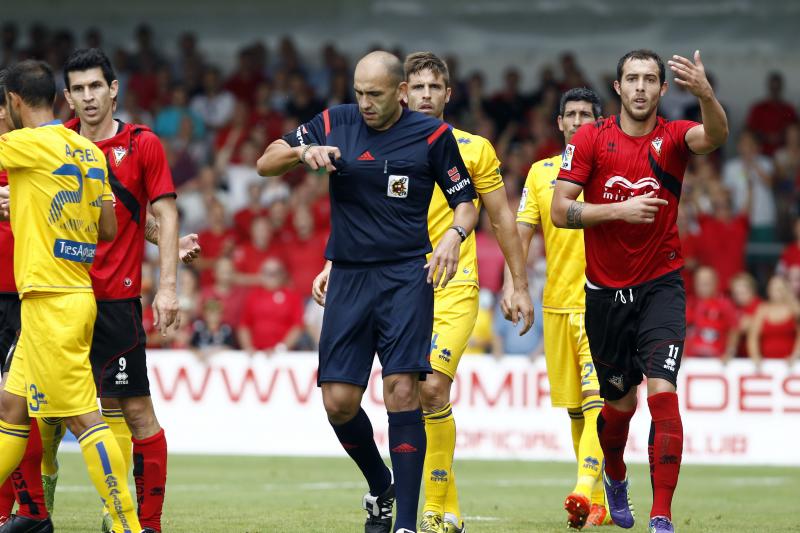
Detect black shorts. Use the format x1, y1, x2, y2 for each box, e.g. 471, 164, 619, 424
318, 257, 433, 388
90, 299, 150, 398
0, 294, 20, 374
584, 270, 686, 401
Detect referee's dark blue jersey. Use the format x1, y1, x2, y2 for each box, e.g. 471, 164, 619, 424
282, 104, 477, 263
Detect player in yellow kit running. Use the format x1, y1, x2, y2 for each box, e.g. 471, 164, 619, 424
0, 60, 142, 533
505, 87, 611, 530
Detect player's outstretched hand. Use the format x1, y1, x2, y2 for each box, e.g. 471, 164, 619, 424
153, 289, 180, 336
301, 145, 342, 173
426, 230, 461, 288
312, 262, 332, 306
179, 234, 201, 264
617, 191, 668, 224
668, 50, 713, 99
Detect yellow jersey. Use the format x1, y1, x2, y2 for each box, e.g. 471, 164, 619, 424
517, 154, 586, 312
427, 127, 504, 286
0, 122, 111, 296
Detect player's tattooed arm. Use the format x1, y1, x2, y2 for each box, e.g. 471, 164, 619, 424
565, 201, 585, 229
145, 216, 159, 244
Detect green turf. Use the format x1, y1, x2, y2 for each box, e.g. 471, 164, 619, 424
45, 452, 798, 532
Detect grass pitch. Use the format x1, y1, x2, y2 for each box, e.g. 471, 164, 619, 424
47, 452, 798, 532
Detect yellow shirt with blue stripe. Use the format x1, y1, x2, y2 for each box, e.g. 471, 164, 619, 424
517, 153, 586, 312
0, 122, 111, 296
427, 127, 504, 286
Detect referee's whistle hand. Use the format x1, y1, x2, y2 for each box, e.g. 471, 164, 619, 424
302, 145, 342, 173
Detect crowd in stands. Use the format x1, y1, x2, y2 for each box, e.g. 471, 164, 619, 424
3, 22, 799, 364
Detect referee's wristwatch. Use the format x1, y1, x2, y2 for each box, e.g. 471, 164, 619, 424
449, 225, 468, 242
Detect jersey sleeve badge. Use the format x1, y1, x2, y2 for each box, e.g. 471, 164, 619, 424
562, 144, 575, 170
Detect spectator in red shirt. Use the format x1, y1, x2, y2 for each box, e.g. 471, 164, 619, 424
283, 206, 328, 297
745, 72, 798, 155
685, 267, 738, 360
696, 188, 749, 292
237, 258, 304, 353
778, 218, 800, 274
200, 257, 249, 328
232, 181, 269, 244
729, 272, 762, 358
196, 198, 236, 287
748, 275, 800, 366
232, 216, 285, 285
224, 46, 266, 105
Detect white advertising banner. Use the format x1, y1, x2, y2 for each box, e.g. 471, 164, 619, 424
148, 352, 800, 465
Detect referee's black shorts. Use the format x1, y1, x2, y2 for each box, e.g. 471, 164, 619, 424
584, 270, 686, 401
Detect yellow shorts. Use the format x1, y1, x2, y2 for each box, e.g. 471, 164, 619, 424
430, 285, 479, 380
543, 311, 599, 408
4, 292, 99, 417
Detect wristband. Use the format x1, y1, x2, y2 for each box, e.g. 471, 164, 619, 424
300, 143, 319, 165
449, 225, 468, 242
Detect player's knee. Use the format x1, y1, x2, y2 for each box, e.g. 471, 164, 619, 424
323, 398, 359, 425
419, 378, 450, 412
383, 375, 420, 412
120, 398, 160, 437
0, 391, 29, 425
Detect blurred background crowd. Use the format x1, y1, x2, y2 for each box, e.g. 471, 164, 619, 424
3, 22, 799, 364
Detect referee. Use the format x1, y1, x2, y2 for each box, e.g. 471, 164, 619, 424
258, 50, 477, 533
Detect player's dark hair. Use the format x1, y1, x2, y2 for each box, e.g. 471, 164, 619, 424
404, 52, 451, 88
0, 69, 6, 107
616, 49, 665, 85
63, 48, 117, 88
559, 87, 602, 119
4, 60, 55, 108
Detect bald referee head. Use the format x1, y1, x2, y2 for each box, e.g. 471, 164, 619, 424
353, 50, 407, 130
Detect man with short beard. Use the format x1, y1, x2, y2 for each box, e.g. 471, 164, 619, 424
552, 49, 728, 533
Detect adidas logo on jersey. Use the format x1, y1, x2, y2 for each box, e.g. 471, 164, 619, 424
357, 150, 375, 161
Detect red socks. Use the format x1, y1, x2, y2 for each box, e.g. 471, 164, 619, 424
0, 478, 13, 519
648, 392, 683, 519
133, 429, 168, 532
11, 421, 47, 519
597, 403, 635, 481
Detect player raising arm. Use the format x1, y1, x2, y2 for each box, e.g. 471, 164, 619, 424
550, 50, 727, 533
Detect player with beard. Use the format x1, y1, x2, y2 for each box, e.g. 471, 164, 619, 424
551, 50, 728, 533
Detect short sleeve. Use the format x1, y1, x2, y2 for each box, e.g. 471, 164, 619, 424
0, 131, 37, 171
281, 109, 328, 148
668, 119, 700, 157
516, 164, 541, 226
428, 127, 477, 208
138, 132, 177, 203
471, 137, 504, 195
557, 123, 595, 186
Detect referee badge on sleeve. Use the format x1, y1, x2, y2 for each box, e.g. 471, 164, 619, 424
387, 175, 409, 198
